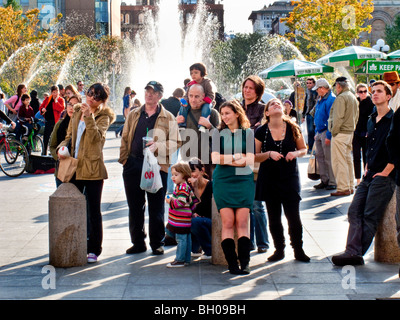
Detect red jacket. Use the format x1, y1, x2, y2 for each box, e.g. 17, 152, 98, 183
40, 96, 65, 123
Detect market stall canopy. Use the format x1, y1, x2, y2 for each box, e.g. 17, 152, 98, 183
316, 45, 387, 67
259, 59, 334, 79
386, 49, 400, 60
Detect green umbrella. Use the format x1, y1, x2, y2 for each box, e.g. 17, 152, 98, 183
316, 45, 386, 67
386, 49, 400, 60
258, 59, 334, 79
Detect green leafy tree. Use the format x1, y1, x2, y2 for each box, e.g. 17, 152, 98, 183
385, 15, 400, 51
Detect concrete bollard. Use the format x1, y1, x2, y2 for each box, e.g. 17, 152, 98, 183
374, 192, 400, 263
49, 183, 87, 267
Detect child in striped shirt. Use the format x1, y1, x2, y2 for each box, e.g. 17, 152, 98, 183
166, 162, 199, 267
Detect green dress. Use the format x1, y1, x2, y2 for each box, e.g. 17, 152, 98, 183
212, 128, 255, 211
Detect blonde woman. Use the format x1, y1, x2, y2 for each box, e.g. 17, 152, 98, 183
211, 100, 254, 274
255, 98, 309, 263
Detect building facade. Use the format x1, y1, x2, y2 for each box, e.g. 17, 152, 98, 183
121, 0, 224, 40
248, 1, 294, 36
360, 0, 400, 46
7, 0, 120, 38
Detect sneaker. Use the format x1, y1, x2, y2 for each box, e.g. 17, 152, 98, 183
166, 260, 185, 268
87, 253, 98, 263
200, 254, 211, 260
257, 247, 268, 253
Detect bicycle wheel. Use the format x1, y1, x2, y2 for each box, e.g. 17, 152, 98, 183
30, 135, 44, 156
0, 139, 28, 177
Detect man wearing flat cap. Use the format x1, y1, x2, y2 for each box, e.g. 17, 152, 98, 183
312, 78, 337, 191
120, 81, 181, 256
383, 71, 400, 111
328, 77, 359, 196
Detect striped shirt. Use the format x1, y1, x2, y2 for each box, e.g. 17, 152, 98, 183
166, 182, 199, 234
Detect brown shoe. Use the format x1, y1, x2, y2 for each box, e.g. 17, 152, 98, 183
330, 190, 351, 196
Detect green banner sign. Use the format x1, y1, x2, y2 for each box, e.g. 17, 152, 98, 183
356, 61, 400, 74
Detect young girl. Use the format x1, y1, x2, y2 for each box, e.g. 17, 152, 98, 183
178, 62, 217, 131
166, 162, 199, 267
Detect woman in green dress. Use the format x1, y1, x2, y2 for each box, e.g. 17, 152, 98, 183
211, 100, 255, 274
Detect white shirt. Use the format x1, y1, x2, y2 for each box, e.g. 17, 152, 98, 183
74, 120, 86, 158
389, 88, 400, 112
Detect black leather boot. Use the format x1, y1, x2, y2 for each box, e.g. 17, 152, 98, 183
237, 237, 251, 274
221, 238, 241, 275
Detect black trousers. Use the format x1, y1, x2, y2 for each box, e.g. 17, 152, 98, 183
123, 155, 168, 250
71, 178, 104, 256
265, 196, 303, 251
42, 121, 55, 156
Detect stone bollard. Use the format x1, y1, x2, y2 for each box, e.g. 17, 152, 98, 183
49, 183, 87, 267
374, 192, 400, 263
211, 197, 225, 265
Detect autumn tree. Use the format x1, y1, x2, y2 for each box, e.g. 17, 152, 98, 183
283, 0, 374, 55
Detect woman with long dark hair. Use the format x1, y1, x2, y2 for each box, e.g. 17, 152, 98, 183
211, 100, 255, 274
4, 84, 27, 121
255, 98, 309, 263
58, 83, 116, 263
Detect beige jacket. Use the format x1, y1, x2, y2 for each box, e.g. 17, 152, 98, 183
328, 88, 359, 137
58, 103, 116, 180
118, 104, 182, 173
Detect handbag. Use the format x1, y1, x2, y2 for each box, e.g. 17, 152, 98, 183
57, 157, 78, 183
140, 147, 163, 193
307, 145, 320, 180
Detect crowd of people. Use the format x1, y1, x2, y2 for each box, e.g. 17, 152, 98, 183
2, 63, 400, 275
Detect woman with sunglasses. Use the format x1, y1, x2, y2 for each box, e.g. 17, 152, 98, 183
353, 84, 374, 187
58, 83, 116, 263
255, 98, 309, 263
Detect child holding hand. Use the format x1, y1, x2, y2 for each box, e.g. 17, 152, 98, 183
179, 62, 217, 132
166, 162, 200, 267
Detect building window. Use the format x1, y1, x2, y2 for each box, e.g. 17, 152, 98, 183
20, 0, 30, 6
138, 12, 145, 25
125, 13, 130, 24
95, 0, 109, 38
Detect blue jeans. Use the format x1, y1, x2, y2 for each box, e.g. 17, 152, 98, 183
166, 229, 191, 263
178, 103, 211, 128
250, 200, 269, 249
191, 216, 212, 256
306, 114, 315, 151
345, 172, 395, 256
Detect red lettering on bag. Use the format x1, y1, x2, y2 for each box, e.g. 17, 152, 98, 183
145, 171, 154, 179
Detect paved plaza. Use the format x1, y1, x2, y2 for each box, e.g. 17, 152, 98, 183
0, 131, 399, 301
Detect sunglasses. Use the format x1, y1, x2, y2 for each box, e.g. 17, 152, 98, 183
358, 90, 368, 94
388, 83, 398, 87
86, 90, 102, 101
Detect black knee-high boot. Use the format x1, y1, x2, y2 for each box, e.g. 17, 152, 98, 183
237, 237, 251, 274
221, 238, 241, 275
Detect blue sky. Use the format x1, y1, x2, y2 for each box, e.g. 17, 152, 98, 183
122, 0, 274, 33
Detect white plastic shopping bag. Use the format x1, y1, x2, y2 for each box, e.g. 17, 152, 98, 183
140, 147, 163, 193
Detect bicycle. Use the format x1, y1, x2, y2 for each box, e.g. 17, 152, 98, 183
0, 125, 28, 177
9, 119, 43, 156
21, 121, 43, 156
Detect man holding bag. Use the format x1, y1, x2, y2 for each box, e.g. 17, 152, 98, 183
119, 81, 181, 255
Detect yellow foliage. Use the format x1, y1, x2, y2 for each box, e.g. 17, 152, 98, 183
283, 0, 374, 52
